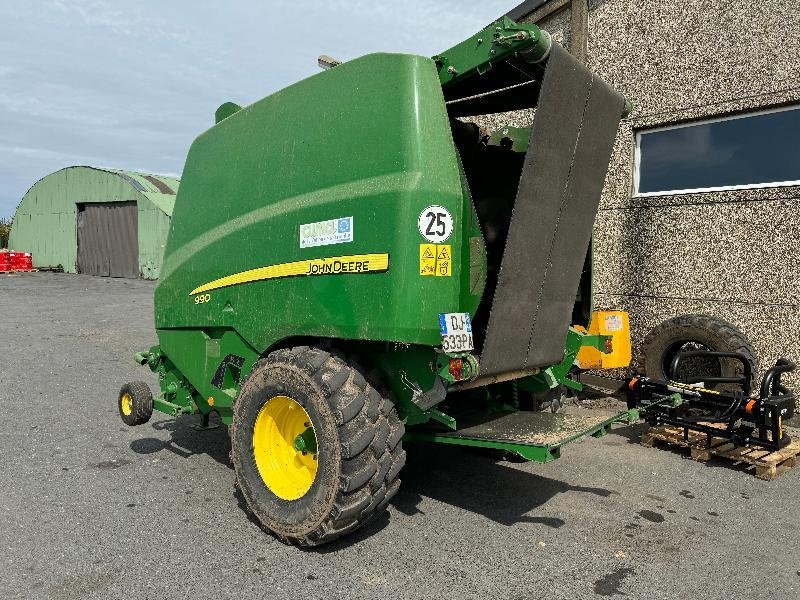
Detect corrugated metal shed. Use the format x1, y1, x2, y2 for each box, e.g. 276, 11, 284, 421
8, 166, 180, 278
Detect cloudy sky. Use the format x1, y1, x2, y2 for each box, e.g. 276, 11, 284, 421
0, 1, 520, 218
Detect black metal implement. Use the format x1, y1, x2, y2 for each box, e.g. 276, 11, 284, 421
670, 350, 753, 395
628, 353, 796, 451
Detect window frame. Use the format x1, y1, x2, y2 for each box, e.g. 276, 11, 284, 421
633, 104, 800, 197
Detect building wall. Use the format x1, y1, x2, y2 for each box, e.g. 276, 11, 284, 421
9, 167, 175, 278
498, 0, 800, 381
137, 201, 172, 279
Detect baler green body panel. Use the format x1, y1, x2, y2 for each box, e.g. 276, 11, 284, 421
136, 18, 628, 460
156, 53, 479, 353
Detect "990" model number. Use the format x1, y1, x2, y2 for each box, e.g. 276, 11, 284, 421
194, 294, 211, 304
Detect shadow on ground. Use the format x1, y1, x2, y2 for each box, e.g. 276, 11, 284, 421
392, 444, 619, 528
128, 414, 627, 547
129, 414, 231, 467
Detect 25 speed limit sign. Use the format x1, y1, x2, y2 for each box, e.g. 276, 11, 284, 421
418, 205, 453, 243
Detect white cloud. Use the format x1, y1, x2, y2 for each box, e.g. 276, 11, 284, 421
44, 0, 195, 43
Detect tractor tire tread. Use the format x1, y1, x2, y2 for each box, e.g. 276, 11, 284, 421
642, 314, 757, 385
118, 381, 153, 426
233, 346, 404, 547
331, 382, 366, 425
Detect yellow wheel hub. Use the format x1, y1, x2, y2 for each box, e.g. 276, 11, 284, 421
120, 393, 133, 417
253, 395, 318, 501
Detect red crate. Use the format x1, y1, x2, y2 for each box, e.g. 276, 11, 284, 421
0, 250, 10, 271
7, 251, 33, 271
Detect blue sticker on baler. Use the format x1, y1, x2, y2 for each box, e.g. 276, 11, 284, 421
439, 314, 448, 335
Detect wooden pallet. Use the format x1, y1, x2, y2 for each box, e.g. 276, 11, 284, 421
642, 424, 800, 480
1, 269, 38, 274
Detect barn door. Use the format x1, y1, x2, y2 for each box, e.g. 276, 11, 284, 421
76, 202, 139, 278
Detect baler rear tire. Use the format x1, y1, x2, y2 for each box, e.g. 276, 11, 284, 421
230, 346, 405, 546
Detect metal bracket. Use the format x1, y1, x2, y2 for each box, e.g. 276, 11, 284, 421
190, 412, 220, 431
412, 377, 448, 412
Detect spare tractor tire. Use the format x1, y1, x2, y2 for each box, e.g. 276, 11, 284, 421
642, 314, 757, 390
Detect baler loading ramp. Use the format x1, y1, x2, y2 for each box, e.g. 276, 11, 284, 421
405, 408, 636, 463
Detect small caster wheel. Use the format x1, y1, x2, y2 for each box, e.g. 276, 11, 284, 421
119, 381, 153, 426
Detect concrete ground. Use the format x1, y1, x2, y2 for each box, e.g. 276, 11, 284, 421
1, 273, 798, 600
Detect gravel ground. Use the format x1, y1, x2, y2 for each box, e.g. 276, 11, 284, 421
1, 273, 798, 600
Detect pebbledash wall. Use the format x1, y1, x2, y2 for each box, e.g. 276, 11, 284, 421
485, 0, 800, 381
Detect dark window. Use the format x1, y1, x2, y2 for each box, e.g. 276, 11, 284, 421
636, 106, 800, 195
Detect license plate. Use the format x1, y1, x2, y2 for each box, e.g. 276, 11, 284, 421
439, 313, 474, 353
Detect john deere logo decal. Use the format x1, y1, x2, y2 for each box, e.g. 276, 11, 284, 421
190, 253, 389, 295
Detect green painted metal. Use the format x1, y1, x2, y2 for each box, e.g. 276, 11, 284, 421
404, 409, 637, 463
519, 327, 611, 394
404, 431, 562, 462
156, 53, 474, 346
153, 396, 195, 417
427, 408, 458, 430
294, 427, 318, 454
138, 346, 200, 417
433, 16, 550, 86
9, 166, 179, 278
488, 126, 531, 153
215, 102, 242, 124
152, 329, 259, 422
152, 52, 481, 425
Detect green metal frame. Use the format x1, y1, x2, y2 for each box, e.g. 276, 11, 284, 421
433, 16, 550, 86
518, 327, 610, 394
136, 347, 200, 418
404, 409, 639, 463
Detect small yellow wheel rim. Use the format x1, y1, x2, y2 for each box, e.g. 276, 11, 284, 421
120, 393, 133, 417
253, 395, 318, 501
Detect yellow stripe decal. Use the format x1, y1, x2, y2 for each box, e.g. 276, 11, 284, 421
190, 253, 389, 295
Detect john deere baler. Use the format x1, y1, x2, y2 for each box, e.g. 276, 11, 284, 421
119, 17, 632, 546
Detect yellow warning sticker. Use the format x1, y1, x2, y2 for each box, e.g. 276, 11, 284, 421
419, 244, 437, 276
420, 243, 452, 277
435, 244, 451, 277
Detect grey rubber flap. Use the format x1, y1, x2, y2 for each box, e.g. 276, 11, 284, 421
479, 44, 625, 377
